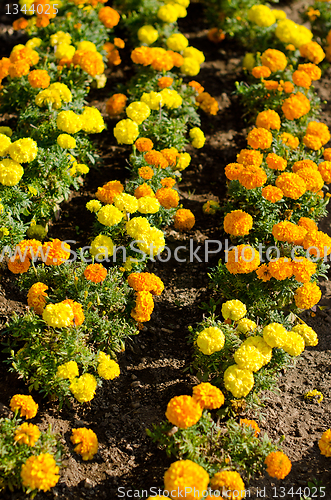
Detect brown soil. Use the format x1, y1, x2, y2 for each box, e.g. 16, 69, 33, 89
0, 2, 331, 499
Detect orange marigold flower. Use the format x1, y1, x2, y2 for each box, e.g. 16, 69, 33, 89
166, 395, 202, 428
318, 429, 331, 457
268, 257, 293, 280
10, 47, 38, 65
260, 48, 287, 72
240, 418, 260, 437
27, 282, 49, 315
318, 161, 331, 183
225, 163, 244, 180
98, 6, 120, 28
298, 217, 318, 233
155, 187, 179, 208
131, 290, 154, 322
292, 159, 318, 173
33, 0, 57, 18
261, 185, 283, 202
265, 451, 292, 480
84, 263, 107, 283
303, 230, 331, 257
226, 244, 260, 274
73, 50, 104, 77
210, 471, 246, 500
223, 210, 253, 236
13, 18, 28, 30
296, 167, 324, 192
41, 239, 70, 266
160, 148, 179, 167
127, 273, 164, 295
151, 52, 174, 72
323, 149, 331, 162
8, 255, 30, 274
299, 41, 325, 64
294, 282, 322, 309
161, 177, 176, 188
207, 27, 225, 43
106, 93, 127, 116
238, 165, 267, 189
303, 121, 331, 150
107, 48, 121, 66
247, 128, 273, 150
256, 263, 272, 281
280, 132, 299, 149
0, 57, 10, 79
174, 208, 195, 231
17, 239, 42, 260
144, 150, 169, 169
237, 149, 263, 167
188, 81, 205, 94
292, 257, 317, 283
266, 153, 287, 170
196, 92, 219, 115
292, 70, 311, 89
167, 50, 184, 67
8, 60, 30, 78
272, 221, 307, 245
10, 394, 38, 419
135, 138, 154, 152
131, 46, 154, 66
157, 77, 173, 89
138, 166, 154, 180
256, 109, 281, 130
275, 172, 306, 199
297, 63, 321, 81
263, 80, 279, 91
36, 15, 50, 28
114, 38, 125, 49
62, 299, 84, 326
134, 183, 155, 199
192, 382, 224, 410
96, 180, 124, 204
282, 92, 311, 120
282, 80, 294, 93
28, 69, 50, 89
252, 65, 271, 78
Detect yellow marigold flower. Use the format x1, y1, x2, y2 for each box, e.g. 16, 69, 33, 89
304, 389, 323, 403
222, 299, 246, 321
98, 6, 120, 28
0, 159, 24, 186
71, 428, 98, 461
261, 185, 283, 203
126, 101, 150, 125
189, 127, 205, 148
238, 165, 267, 189
156, 187, 179, 208
106, 93, 127, 116
56, 360, 79, 380
292, 70, 311, 89
166, 395, 202, 428
157, 4, 178, 23
226, 244, 260, 274
166, 33, 188, 51
159, 88, 182, 108
265, 451, 292, 479
131, 290, 154, 322
276, 172, 306, 199
261, 48, 287, 72
9, 138, 38, 164
50, 30, 71, 46
247, 127, 272, 149
164, 460, 209, 500
183, 46, 205, 65
84, 263, 107, 283
97, 204, 124, 226
224, 364, 254, 398
126, 216, 151, 238
294, 282, 322, 309
256, 109, 281, 130
138, 196, 160, 214
282, 330, 305, 356
268, 257, 293, 281
10, 394, 38, 419
136, 138, 154, 153
28, 69, 50, 89
303, 230, 331, 257
292, 323, 318, 346
225, 163, 244, 181
70, 373, 97, 403
137, 25, 159, 45
43, 302, 74, 328
236, 318, 257, 334
114, 119, 139, 145
86, 200, 102, 213
192, 382, 224, 410
57, 134, 76, 149
196, 326, 225, 355
57, 110, 82, 134
280, 132, 299, 149
252, 65, 271, 78
300, 41, 325, 64
144, 150, 168, 169
174, 208, 195, 231
61, 299, 84, 327
114, 193, 139, 214
240, 418, 260, 436
266, 153, 287, 171
14, 422, 40, 446
181, 57, 200, 76
223, 209, 253, 236
263, 322, 288, 348
234, 343, 265, 371
282, 92, 311, 120
80, 107, 105, 134
21, 453, 59, 492
141, 91, 164, 110
319, 429, 331, 457
97, 352, 120, 380
248, 4, 276, 27
27, 282, 48, 314
176, 152, 191, 171
90, 234, 114, 259
292, 257, 316, 283
244, 336, 272, 365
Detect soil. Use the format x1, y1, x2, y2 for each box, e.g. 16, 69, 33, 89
0, 2, 331, 499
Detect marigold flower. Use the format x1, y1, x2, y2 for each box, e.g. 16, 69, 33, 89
296, 168, 323, 192
292, 323, 318, 348
248, 4, 276, 27
161, 149, 179, 167
262, 185, 283, 203
303, 230, 331, 257
134, 183, 155, 199
263, 322, 288, 348
226, 244, 260, 274
27, 282, 48, 314
90, 234, 114, 259
276, 172, 306, 199
292, 70, 311, 89
192, 383, 224, 410
225, 163, 244, 181
43, 302, 74, 328
244, 336, 272, 364
188, 80, 204, 94
304, 389, 323, 403
114, 193, 139, 214
71, 428, 98, 461
97, 204, 123, 226
256, 263, 272, 281
156, 187, 179, 208
298, 217, 318, 233
256, 110, 281, 130
131, 290, 154, 322
237, 149, 263, 167
57, 110, 82, 134
196, 326, 225, 355
196, 92, 219, 115
135, 139, 154, 154
292, 159, 318, 173
323, 149, 331, 162
280, 132, 299, 149
106, 93, 127, 116
203, 200, 220, 214
14, 422, 40, 446
13, 17, 29, 30
252, 65, 271, 78
247, 127, 273, 149
266, 153, 287, 171
114, 119, 139, 145
282, 330, 305, 356
234, 343, 265, 371
41, 239, 70, 266
318, 161, 331, 183
144, 150, 168, 169
98, 6, 120, 28
304, 122, 331, 150
131, 46, 154, 66
8, 255, 30, 274
181, 57, 200, 76
9, 137, 38, 164
97, 352, 120, 380
208, 27, 225, 44
238, 165, 267, 189
56, 360, 79, 381
138, 196, 160, 214
128, 272, 164, 295
224, 364, 254, 398
137, 25, 158, 45
318, 429, 331, 457
28, 69, 50, 89
157, 77, 173, 89
222, 299, 246, 321
164, 460, 209, 500
299, 41, 325, 64
190, 127, 205, 148
240, 418, 260, 437
265, 451, 292, 479
294, 282, 322, 309
10, 394, 38, 419
174, 208, 195, 231
282, 92, 311, 120
166, 395, 202, 428
84, 263, 107, 283
70, 373, 97, 403
21, 453, 59, 492
261, 48, 287, 72
96, 180, 124, 204
80, 106, 105, 134
268, 257, 293, 281
236, 318, 257, 334
126, 101, 150, 125
298, 63, 321, 81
